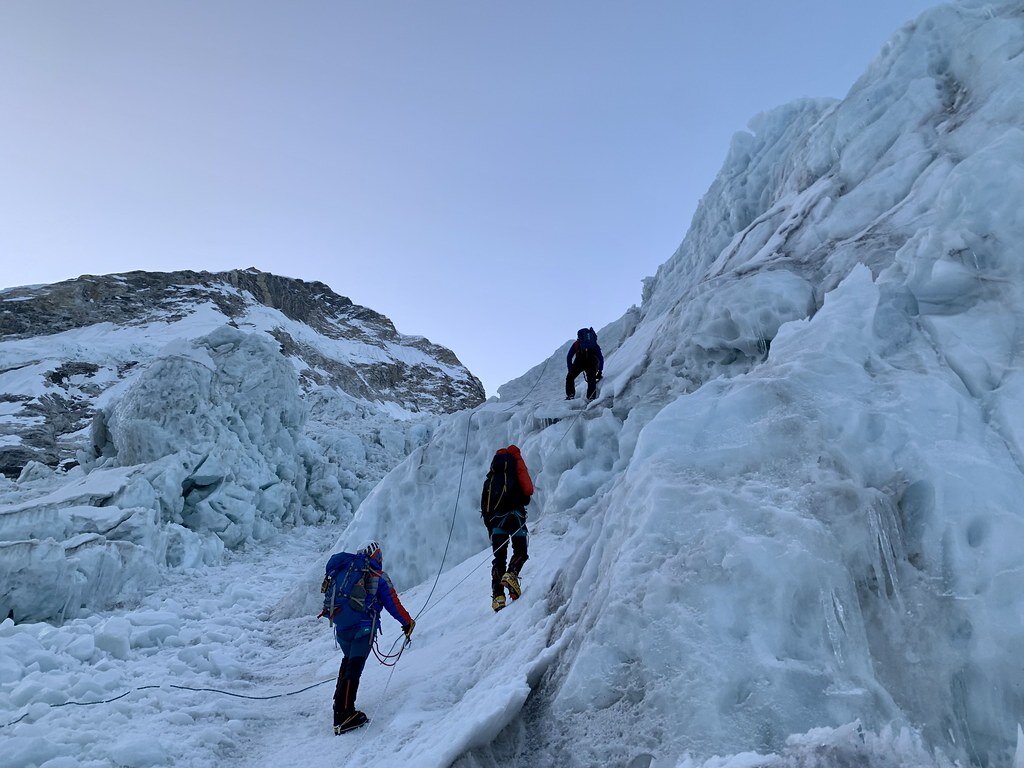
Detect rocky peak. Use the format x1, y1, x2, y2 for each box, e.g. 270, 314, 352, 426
0, 268, 484, 477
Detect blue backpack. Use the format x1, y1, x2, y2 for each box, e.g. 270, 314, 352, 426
577, 327, 598, 352
322, 552, 376, 621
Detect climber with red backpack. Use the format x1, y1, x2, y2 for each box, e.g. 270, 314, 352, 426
566, 327, 604, 401
319, 541, 415, 734
481, 445, 534, 612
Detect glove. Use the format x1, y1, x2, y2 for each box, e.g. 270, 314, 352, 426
402, 620, 416, 641
596, 371, 603, 381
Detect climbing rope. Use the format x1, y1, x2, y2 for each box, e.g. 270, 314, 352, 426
367, 635, 408, 726
413, 354, 552, 621
371, 634, 407, 666
0, 680, 335, 729
1, 354, 575, 732
414, 355, 592, 620
418, 523, 527, 618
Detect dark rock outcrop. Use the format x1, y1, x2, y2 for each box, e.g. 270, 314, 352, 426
0, 268, 484, 477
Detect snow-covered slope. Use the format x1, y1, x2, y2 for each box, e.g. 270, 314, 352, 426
314, 2, 1024, 765
0, 269, 483, 624
5, 3, 1024, 767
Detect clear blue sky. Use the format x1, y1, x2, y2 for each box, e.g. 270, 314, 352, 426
0, 1, 939, 395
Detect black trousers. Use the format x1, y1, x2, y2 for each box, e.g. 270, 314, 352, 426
332, 625, 371, 723
566, 357, 598, 399
490, 532, 528, 597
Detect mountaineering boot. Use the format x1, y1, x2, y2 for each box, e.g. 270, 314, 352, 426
492, 594, 506, 612
333, 661, 365, 732
334, 711, 369, 735
565, 395, 573, 401
501, 572, 522, 601
332, 660, 350, 728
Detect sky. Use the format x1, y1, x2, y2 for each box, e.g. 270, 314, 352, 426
0, 1, 940, 396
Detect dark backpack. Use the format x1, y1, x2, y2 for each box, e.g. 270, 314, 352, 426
482, 452, 524, 516
577, 327, 599, 353
322, 552, 377, 620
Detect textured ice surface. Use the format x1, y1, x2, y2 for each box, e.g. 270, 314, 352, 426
317, 2, 1024, 764
0, 270, 480, 625
5, 2, 1024, 767
0, 324, 438, 623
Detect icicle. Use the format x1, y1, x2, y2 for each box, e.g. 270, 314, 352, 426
821, 587, 848, 665
868, 499, 905, 610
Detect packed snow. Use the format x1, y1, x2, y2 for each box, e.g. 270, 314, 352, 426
5, 1, 1024, 767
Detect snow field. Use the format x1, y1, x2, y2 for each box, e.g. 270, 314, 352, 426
241, 524, 584, 768
0, 525, 344, 768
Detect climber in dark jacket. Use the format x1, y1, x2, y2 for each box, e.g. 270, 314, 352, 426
566, 327, 604, 401
481, 445, 534, 612
320, 541, 414, 734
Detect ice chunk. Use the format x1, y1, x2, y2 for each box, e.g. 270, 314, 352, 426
95, 617, 131, 659
108, 735, 169, 767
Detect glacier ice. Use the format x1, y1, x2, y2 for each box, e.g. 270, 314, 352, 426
319, 2, 1024, 764
0, 324, 437, 624
4, 1, 1024, 767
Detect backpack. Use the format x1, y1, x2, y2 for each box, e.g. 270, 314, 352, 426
483, 452, 524, 516
322, 552, 376, 620
577, 327, 598, 353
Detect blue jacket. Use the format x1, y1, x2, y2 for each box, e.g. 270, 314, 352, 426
566, 340, 604, 372
326, 552, 412, 637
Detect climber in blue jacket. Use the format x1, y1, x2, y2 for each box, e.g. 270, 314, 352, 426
320, 541, 415, 734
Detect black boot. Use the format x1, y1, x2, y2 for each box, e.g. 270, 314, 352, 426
334, 675, 368, 734
334, 674, 368, 734
332, 659, 350, 727
335, 710, 369, 734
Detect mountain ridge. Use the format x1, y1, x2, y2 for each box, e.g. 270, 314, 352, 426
0, 266, 484, 478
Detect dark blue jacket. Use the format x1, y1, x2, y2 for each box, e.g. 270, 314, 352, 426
567, 340, 604, 372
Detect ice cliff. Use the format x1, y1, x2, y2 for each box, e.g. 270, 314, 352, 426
328, 2, 1024, 765
0, 269, 483, 622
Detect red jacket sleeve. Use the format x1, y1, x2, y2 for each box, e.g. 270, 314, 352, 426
377, 571, 413, 626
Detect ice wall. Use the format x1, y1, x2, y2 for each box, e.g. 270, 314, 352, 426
0, 326, 431, 623
335, 2, 1024, 765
